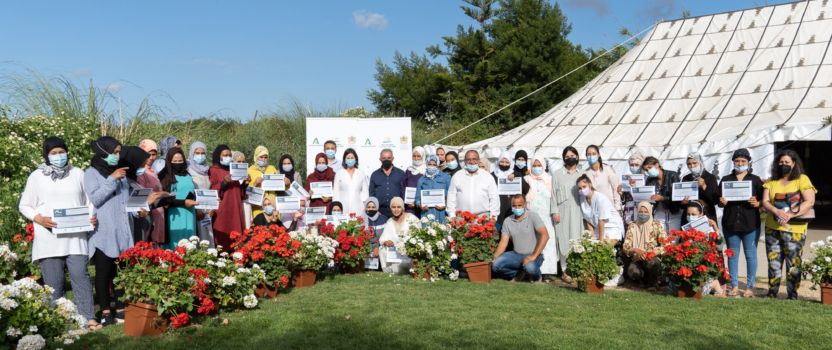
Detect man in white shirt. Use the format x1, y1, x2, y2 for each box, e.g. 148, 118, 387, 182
447, 150, 500, 219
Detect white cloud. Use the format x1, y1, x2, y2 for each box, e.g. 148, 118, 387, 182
186, 58, 228, 66
103, 83, 126, 92
75, 68, 94, 77
353, 10, 388, 30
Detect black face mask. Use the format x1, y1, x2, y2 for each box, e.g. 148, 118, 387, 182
392, 212, 403, 219
171, 163, 186, 172
778, 164, 792, 177
366, 210, 377, 217
564, 158, 578, 166
382, 160, 393, 169
498, 164, 510, 171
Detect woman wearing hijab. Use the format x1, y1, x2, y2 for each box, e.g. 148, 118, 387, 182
524, 154, 557, 282
443, 151, 461, 178
415, 155, 450, 224
378, 197, 419, 274
248, 146, 278, 218
278, 154, 303, 190
513, 150, 530, 177
618, 151, 645, 226
585, 145, 622, 212
550, 146, 585, 283
642, 156, 682, 232
153, 136, 180, 173
333, 148, 369, 216
492, 151, 530, 227
679, 152, 720, 227
188, 141, 215, 248
209, 145, 251, 250
84, 136, 132, 326
19, 137, 100, 330
479, 158, 491, 172
622, 201, 668, 290
232, 150, 245, 164
252, 194, 300, 230
305, 152, 336, 214
138, 139, 165, 244
158, 147, 200, 250
401, 146, 426, 217
362, 197, 388, 265
119, 146, 166, 244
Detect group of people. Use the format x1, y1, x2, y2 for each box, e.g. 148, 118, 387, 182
17, 136, 818, 331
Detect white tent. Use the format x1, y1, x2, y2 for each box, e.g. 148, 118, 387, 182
434, 0, 832, 179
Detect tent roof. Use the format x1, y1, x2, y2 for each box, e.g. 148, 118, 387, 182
439, 0, 832, 160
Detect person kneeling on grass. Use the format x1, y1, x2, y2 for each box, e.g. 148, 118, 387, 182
492, 195, 550, 283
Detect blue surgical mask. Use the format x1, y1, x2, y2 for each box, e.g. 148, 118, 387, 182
263, 206, 275, 215
282, 164, 293, 172
734, 165, 748, 173
587, 156, 599, 165
332, 211, 342, 216
515, 161, 526, 169
687, 216, 699, 223
104, 154, 119, 166
512, 208, 525, 217
465, 164, 479, 172
325, 150, 336, 159
447, 160, 458, 170
48, 154, 68, 168
316, 164, 328, 172
345, 158, 356, 167
647, 168, 660, 178
135, 168, 146, 177
220, 157, 232, 166
531, 167, 544, 176
426, 166, 438, 176
630, 167, 641, 174
193, 155, 206, 164
256, 160, 268, 167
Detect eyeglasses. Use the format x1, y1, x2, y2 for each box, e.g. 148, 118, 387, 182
464, 158, 479, 162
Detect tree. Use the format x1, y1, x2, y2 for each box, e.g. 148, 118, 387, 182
366, 50, 452, 118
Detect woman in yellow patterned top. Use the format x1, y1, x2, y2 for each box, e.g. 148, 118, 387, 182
248, 146, 278, 218
622, 201, 668, 290
761, 149, 816, 300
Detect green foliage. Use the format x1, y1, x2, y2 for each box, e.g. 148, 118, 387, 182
803, 238, 832, 287
565, 231, 619, 290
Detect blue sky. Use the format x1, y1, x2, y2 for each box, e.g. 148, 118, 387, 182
2, 0, 794, 120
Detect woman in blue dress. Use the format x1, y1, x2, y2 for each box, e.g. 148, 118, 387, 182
415, 155, 451, 224
158, 147, 200, 249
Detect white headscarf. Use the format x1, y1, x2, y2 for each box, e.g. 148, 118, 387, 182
492, 150, 514, 179
408, 146, 427, 175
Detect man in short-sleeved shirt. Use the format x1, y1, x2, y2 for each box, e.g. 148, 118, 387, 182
492, 195, 550, 283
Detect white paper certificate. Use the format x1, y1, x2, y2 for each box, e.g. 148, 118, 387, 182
230, 163, 248, 181
681, 216, 713, 233
306, 207, 327, 222
126, 188, 151, 212
386, 247, 409, 263
244, 186, 266, 206
498, 178, 522, 195
722, 181, 753, 201
260, 174, 286, 191
631, 186, 656, 203
310, 182, 333, 199
275, 196, 300, 212
289, 181, 310, 198
404, 187, 417, 204
620, 174, 646, 192
365, 257, 379, 270
672, 182, 699, 201
195, 190, 219, 210
52, 206, 93, 234
421, 189, 445, 207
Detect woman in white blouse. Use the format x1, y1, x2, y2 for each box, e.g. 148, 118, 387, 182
378, 197, 419, 274
18, 137, 101, 331
332, 148, 369, 216
576, 174, 624, 244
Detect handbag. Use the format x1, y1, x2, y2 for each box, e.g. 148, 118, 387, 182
773, 191, 814, 224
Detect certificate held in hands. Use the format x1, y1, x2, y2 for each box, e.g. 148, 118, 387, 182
404, 187, 417, 204
230, 163, 248, 181
681, 216, 713, 233
722, 181, 753, 201
126, 188, 152, 212
52, 206, 93, 234
420, 189, 445, 207
244, 186, 266, 206
310, 182, 333, 199
620, 174, 645, 192
672, 182, 699, 201
195, 190, 219, 210
498, 178, 522, 195
288, 181, 310, 198
631, 186, 656, 203
260, 174, 286, 191
275, 196, 300, 212
306, 207, 327, 222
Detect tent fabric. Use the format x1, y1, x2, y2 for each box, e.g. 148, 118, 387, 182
434, 0, 832, 179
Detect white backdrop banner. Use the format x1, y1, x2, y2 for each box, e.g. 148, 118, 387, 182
306, 118, 412, 178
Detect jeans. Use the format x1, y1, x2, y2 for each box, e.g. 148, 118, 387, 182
492, 251, 544, 281
724, 228, 760, 289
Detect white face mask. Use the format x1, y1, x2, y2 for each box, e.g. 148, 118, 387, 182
413, 159, 423, 166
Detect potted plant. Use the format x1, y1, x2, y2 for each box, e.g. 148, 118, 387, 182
399, 216, 454, 281
320, 216, 374, 274
0, 277, 87, 348
565, 231, 619, 294
659, 229, 732, 299
802, 236, 832, 305
286, 229, 337, 287
449, 211, 499, 283
179, 236, 262, 310
230, 226, 294, 298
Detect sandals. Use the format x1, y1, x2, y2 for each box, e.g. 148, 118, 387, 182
742, 290, 754, 298
561, 275, 574, 284
87, 321, 103, 331
726, 290, 739, 297
713, 288, 726, 297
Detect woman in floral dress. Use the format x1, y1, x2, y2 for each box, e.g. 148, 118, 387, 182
524, 154, 557, 282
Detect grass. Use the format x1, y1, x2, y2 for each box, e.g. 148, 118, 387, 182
65, 272, 832, 350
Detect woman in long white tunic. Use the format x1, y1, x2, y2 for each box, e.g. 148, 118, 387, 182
187, 141, 215, 248
378, 197, 418, 274
549, 146, 585, 283
332, 148, 369, 216
524, 155, 557, 281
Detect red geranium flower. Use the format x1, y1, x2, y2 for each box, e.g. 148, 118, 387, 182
674, 253, 685, 262
677, 267, 692, 277
644, 251, 656, 260
171, 312, 190, 328
696, 265, 708, 273
725, 249, 735, 258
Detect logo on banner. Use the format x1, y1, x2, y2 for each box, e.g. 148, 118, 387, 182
400, 136, 408, 144
382, 138, 393, 144
348, 136, 356, 144
312, 138, 320, 145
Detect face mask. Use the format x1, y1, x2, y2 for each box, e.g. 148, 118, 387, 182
447, 160, 458, 170
135, 168, 146, 177
263, 206, 275, 215
193, 155, 206, 164
413, 159, 423, 166
48, 154, 68, 168
638, 214, 650, 223
345, 158, 356, 167
282, 164, 293, 172
221, 157, 232, 166
587, 156, 599, 165
564, 157, 578, 167
512, 208, 525, 217
778, 164, 792, 176
332, 211, 342, 216
256, 160, 268, 167
104, 153, 119, 166
393, 212, 403, 220
532, 167, 544, 176
382, 160, 393, 169
689, 166, 701, 176
734, 165, 748, 173
630, 167, 641, 174
426, 166, 438, 176
498, 164, 511, 171
466, 164, 479, 172
647, 168, 660, 178
687, 216, 700, 223
316, 164, 328, 172
579, 187, 591, 197
325, 150, 336, 159
171, 163, 186, 172
515, 161, 526, 169
366, 210, 377, 217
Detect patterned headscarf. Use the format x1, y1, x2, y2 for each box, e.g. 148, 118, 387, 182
687, 152, 704, 177
424, 154, 440, 179
628, 151, 645, 166
253, 146, 269, 172
38, 137, 71, 182
231, 150, 245, 163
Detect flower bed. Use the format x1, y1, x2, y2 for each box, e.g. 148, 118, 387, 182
565, 231, 619, 291
319, 216, 374, 271
449, 211, 499, 264
1, 277, 86, 348
659, 229, 732, 293
287, 229, 337, 272
399, 215, 454, 280
1, 223, 40, 283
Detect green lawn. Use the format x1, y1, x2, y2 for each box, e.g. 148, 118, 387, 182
66, 272, 832, 350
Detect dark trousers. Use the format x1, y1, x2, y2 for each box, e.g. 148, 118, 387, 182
627, 257, 661, 286
93, 249, 125, 313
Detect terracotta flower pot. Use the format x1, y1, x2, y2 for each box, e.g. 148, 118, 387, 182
463, 261, 491, 283
290, 269, 317, 288
411, 259, 431, 279
123, 302, 168, 337
581, 277, 605, 294
342, 263, 365, 275
820, 283, 832, 305
256, 282, 279, 298
677, 282, 705, 299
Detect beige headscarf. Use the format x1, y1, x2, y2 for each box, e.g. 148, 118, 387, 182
262, 194, 279, 222
479, 159, 491, 172
525, 155, 551, 203
631, 201, 654, 250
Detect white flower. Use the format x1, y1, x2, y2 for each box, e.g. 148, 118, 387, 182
189, 236, 199, 243
827, 236, 832, 243
207, 249, 218, 257
207, 260, 215, 266
203, 278, 212, 284
572, 245, 585, 254
222, 276, 236, 287
232, 252, 243, 260
427, 214, 435, 221
243, 294, 258, 308
826, 257, 831, 263
220, 252, 229, 257
450, 253, 458, 260
177, 239, 190, 247
449, 270, 459, 281
16, 334, 45, 350
64, 338, 74, 344
200, 240, 210, 247
215, 261, 226, 268
28, 325, 38, 333
1, 298, 19, 310
6, 326, 21, 337
236, 268, 251, 274
421, 217, 429, 224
